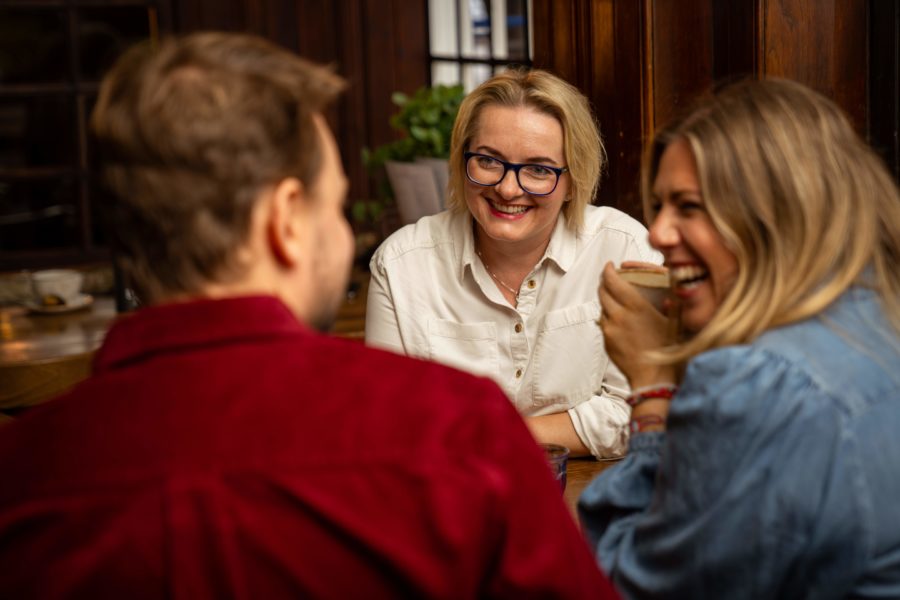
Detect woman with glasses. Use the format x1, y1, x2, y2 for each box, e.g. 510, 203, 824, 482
581, 79, 900, 597
365, 69, 659, 458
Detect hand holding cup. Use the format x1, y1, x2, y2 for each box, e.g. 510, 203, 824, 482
598, 261, 678, 388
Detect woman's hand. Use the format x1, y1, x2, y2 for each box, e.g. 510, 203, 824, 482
598, 261, 678, 388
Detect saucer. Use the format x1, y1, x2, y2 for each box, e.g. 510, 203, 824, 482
25, 294, 94, 315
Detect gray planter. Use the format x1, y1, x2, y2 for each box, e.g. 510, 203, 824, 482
385, 158, 449, 225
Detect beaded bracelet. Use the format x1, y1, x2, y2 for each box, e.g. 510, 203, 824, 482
625, 383, 678, 407
630, 414, 666, 433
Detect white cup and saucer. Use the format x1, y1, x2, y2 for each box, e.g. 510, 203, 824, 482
25, 269, 93, 314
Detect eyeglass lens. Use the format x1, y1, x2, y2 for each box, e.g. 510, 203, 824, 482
467, 155, 560, 195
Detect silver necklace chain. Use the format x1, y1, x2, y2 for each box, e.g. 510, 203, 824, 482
476, 248, 520, 299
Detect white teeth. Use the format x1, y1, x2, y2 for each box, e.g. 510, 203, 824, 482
490, 201, 530, 215
671, 265, 709, 285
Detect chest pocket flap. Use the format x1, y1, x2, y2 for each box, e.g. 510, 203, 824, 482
427, 318, 499, 380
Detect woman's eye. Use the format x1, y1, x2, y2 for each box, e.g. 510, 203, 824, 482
477, 156, 501, 169
677, 199, 704, 214
523, 165, 553, 178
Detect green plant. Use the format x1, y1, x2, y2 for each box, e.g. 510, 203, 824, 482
362, 83, 465, 170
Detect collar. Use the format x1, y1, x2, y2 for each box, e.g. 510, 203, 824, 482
542, 214, 577, 272
94, 296, 307, 373
457, 211, 578, 282
457, 211, 479, 281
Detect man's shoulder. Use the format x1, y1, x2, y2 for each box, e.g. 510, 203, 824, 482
306, 335, 506, 405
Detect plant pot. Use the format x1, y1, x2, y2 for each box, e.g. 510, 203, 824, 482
385, 159, 448, 225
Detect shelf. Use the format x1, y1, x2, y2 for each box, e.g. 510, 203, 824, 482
0, 83, 100, 97
0, 167, 80, 180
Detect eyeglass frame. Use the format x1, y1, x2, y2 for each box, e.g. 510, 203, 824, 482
463, 151, 569, 197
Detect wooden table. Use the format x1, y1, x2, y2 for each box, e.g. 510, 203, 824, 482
331, 273, 369, 340
563, 457, 621, 521
0, 275, 371, 419
0, 296, 119, 417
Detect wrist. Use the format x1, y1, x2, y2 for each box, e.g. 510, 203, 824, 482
627, 383, 678, 433
629, 368, 678, 390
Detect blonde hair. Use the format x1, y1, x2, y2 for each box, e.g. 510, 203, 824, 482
644, 78, 900, 363
447, 68, 605, 230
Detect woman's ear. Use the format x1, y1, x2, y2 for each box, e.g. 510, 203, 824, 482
266, 177, 306, 266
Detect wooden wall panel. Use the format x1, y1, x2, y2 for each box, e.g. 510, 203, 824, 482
650, 0, 714, 130
533, 0, 878, 221
171, 0, 431, 204
712, 0, 758, 81
532, 0, 647, 218
587, 1, 647, 218
759, 0, 867, 133
869, 0, 900, 180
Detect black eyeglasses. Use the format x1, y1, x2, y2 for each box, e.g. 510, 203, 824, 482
464, 152, 568, 196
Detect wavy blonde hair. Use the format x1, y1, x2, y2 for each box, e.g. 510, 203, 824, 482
447, 68, 605, 230
644, 78, 900, 363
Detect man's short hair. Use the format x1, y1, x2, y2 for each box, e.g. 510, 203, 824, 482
91, 33, 345, 302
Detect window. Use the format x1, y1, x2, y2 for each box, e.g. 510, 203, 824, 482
428, 0, 533, 92
0, 0, 167, 270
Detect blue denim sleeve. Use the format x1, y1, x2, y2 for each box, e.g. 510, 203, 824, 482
578, 346, 871, 599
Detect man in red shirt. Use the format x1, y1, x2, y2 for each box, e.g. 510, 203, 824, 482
0, 33, 616, 598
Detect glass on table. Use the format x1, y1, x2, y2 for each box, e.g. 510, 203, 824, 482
540, 443, 570, 491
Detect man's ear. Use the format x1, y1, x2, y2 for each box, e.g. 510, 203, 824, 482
266, 177, 307, 267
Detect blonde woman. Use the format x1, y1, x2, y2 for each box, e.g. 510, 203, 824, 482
366, 69, 660, 458
581, 78, 900, 598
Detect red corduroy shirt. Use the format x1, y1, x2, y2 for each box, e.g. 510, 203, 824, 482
0, 296, 616, 599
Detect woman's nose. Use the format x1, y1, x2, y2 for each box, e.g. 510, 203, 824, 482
495, 168, 523, 199
648, 209, 679, 250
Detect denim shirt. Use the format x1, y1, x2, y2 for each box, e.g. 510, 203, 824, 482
579, 287, 900, 599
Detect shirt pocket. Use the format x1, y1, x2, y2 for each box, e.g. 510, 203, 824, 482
427, 318, 499, 380
532, 301, 605, 409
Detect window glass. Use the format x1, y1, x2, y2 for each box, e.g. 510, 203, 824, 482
428, 0, 532, 90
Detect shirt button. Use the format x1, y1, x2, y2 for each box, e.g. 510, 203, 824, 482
527, 279, 536, 289
515, 368, 523, 378
514, 322, 523, 333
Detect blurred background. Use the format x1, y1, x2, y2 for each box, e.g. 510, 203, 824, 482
0, 0, 897, 279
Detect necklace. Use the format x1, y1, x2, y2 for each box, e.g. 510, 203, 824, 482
476, 248, 520, 299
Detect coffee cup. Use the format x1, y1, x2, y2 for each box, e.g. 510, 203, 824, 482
31, 269, 83, 307
616, 267, 670, 311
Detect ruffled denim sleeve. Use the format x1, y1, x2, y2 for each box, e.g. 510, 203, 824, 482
578, 345, 874, 599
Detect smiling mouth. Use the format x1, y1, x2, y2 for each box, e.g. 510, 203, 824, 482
488, 198, 531, 215
670, 265, 709, 290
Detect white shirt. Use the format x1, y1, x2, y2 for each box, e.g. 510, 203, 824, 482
365, 205, 662, 457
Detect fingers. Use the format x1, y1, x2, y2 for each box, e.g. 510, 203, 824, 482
600, 261, 646, 309
619, 260, 667, 274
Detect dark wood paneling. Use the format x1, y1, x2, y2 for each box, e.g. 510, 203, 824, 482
532, 0, 877, 222
869, 0, 899, 180
532, 0, 647, 219
171, 0, 431, 204
650, 0, 714, 129
760, 0, 867, 133
712, 0, 758, 82
587, 0, 646, 218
